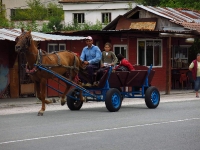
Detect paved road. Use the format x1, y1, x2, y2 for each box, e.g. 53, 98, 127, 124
0, 99, 200, 150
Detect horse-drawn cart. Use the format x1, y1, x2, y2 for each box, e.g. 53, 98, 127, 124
36, 64, 160, 112
14, 29, 159, 115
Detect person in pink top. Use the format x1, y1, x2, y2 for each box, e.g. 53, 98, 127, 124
115, 54, 135, 71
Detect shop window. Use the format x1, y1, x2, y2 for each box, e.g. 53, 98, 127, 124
137, 40, 162, 67
171, 45, 189, 68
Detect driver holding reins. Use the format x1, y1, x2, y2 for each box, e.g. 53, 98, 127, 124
79, 36, 102, 86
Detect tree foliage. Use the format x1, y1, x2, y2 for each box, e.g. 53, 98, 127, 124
160, 0, 200, 10
134, 0, 161, 6
11, 0, 63, 21
0, 4, 10, 27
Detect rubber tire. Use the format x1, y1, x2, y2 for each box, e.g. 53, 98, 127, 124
67, 88, 83, 110
111, 87, 124, 101
105, 88, 122, 112
145, 86, 160, 109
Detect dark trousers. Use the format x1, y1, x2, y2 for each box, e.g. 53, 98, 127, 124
79, 64, 99, 84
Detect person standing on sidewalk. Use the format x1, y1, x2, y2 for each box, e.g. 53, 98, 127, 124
189, 53, 200, 98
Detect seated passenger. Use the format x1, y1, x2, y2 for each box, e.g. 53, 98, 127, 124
79, 36, 102, 86
115, 54, 135, 71
101, 42, 118, 67
95, 43, 118, 83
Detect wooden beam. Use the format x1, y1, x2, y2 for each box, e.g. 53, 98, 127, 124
166, 37, 171, 94
159, 33, 196, 38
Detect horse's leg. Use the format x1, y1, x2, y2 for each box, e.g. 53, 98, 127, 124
60, 73, 85, 105
34, 81, 44, 116
35, 81, 54, 105
74, 74, 84, 102
78, 83, 84, 102
37, 79, 53, 116
60, 82, 71, 106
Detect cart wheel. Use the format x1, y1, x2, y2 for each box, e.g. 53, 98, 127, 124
145, 86, 160, 109
116, 87, 124, 101
67, 88, 83, 110
105, 88, 122, 112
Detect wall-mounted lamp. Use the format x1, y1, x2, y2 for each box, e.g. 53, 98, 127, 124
185, 38, 194, 43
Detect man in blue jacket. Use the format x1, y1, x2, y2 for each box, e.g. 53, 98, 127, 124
80, 36, 102, 86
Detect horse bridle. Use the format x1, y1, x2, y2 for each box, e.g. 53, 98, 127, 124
15, 32, 32, 53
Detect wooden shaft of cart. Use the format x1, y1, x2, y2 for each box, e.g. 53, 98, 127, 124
34, 64, 97, 98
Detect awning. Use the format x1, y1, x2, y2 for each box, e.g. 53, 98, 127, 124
0, 28, 86, 41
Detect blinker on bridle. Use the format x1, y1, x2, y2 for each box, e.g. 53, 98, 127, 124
15, 32, 32, 52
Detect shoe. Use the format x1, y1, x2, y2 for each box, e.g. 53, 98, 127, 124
93, 81, 99, 86
84, 83, 92, 87
196, 95, 199, 98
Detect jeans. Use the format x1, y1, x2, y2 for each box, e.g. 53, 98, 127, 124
194, 77, 200, 91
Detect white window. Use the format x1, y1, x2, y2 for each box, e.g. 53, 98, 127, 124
48, 43, 66, 53
59, 44, 66, 51
73, 13, 85, 23
137, 39, 162, 67
113, 45, 128, 63
102, 13, 111, 23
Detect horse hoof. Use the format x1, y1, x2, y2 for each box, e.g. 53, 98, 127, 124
52, 98, 56, 103
37, 112, 43, 116
61, 101, 66, 106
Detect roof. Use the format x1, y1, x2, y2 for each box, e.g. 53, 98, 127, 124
0, 28, 86, 41
103, 5, 200, 34
136, 5, 200, 23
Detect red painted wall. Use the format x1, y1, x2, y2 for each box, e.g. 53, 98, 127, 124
109, 37, 168, 91
39, 37, 193, 95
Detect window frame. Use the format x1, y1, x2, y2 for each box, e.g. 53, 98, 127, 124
101, 12, 111, 23
59, 43, 66, 51
73, 13, 85, 23
48, 43, 66, 53
137, 39, 162, 67
10, 9, 16, 18
113, 45, 128, 63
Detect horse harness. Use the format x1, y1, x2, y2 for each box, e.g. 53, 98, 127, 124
26, 49, 79, 80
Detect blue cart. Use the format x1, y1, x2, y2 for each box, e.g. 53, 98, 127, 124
35, 64, 160, 112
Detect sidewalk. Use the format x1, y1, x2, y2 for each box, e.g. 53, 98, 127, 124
0, 89, 197, 115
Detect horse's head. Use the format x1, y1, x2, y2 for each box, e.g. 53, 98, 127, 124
15, 28, 32, 53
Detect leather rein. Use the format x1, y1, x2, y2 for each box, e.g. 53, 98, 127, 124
26, 49, 79, 80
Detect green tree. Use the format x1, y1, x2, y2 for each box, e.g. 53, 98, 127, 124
160, 0, 200, 10
0, 4, 9, 27
47, 16, 63, 31
11, 0, 46, 21
47, 3, 64, 20
11, 0, 64, 21
134, 0, 161, 6
135, 0, 200, 10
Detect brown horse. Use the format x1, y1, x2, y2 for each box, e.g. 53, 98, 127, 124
15, 29, 87, 116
